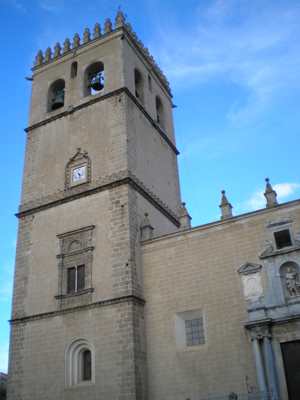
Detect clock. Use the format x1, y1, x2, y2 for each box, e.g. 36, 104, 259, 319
71, 165, 87, 184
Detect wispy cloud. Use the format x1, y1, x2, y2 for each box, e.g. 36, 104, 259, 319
245, 182, 300, 211
38, 0, 65, 13
150, 0, 300, 124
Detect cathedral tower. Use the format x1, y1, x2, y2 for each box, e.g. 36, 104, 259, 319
8, 12, 181, 400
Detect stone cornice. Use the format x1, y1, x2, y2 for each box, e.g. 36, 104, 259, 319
25, 87, 179, 156
142, 198, 300, 246
10, 294, 145, 325
17, 171, 180, 227
245, 313, 300, 329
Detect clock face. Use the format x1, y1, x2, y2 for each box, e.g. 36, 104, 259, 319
71, 165, 87, 184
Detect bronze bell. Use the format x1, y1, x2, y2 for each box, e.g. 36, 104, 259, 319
51, 89, 65, 110
89, 72, 104, 91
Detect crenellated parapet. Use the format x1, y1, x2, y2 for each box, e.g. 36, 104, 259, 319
33, 10, 171, 95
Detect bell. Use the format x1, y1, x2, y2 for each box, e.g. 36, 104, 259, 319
89, 72, 104, 91
51, 89, 65, 110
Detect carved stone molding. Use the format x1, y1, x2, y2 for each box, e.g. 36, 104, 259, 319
238, 262, 263, 302
65, 148, 91, 190
238, 262, 262, 276
249, 325, 271, 341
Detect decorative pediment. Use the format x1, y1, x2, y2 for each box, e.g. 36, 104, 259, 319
67, 147, 90, 166
266, 217, 293, 229
238, 262, 262, 275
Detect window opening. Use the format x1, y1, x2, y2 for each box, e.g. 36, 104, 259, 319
274, 229, 292, 249
84, 62, 104, 96
155, 96, 164, 129
134, 69, 144, 103
148, 74, 152, 91
71, 61, 78, 78
67, 265, 85, 294
48, 79, 65, 111
81, 349, 92, 381
185, 318, 205, 346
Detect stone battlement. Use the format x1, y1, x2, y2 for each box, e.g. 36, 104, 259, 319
33, 10, 171, 95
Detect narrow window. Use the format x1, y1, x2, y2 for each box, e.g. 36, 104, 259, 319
155, 96, 165, 129
71, 61, 78, 78
67, 265, 85, 294
82, 349, 92, 381
274, 229, 292, 249
134, 69, 144, 103
185, 318, 205, 346
77, 265, 85, 291
67, 267, 76, 293
84, 62, 104, 96
148, 74, 152, 92
48, 79, 65, 111
66, 339, 94, 387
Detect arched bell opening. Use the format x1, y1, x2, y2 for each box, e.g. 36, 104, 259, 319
84, 62, 104, 96
48, 79, 65, 111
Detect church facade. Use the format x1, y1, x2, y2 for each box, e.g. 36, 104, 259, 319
7, 11, 300, 400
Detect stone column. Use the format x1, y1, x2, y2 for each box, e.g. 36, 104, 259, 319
250, 334, 268, 395
263, 335, 279, 400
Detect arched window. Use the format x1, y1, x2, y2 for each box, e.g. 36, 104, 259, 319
155, 96, 165, 129
84, 62, 104, 96
81, 349, 92, 381
134, 69, 144, 103
48, 79, 65, 111
71, 61, 78, 78
280, 262, 300, 299
65, 339, 94, 386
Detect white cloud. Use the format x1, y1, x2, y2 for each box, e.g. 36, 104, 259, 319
149, 0, 300, 123
246, 182, 300, 211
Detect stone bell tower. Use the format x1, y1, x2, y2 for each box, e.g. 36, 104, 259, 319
8, 11, 181, 400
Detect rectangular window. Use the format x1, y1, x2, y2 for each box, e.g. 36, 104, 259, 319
185, 317, 205, 346
67, 267, 76, 293
274, 229, 292, 249
77, 265, 85, 291
67, 265, 85, 294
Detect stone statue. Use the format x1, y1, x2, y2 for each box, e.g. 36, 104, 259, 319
285, 266, 300, 297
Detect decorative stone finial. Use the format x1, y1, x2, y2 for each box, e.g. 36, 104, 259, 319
178, 202, 192, 230
219, 190, 233, 220
44, 47, 52, 62
104, 18, 113, 33
115, 9, 126, 28
35, 50, 44, 66
73, 33, 80, 48
93, 22, 101, 38
63, 38, 71, 53
83, 28, 91, 43
264, 178, 278, 208
140, 213, 154, 241
53, 42, 61, 58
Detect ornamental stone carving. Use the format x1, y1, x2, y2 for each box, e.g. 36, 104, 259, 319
281, 262, 300, 298
238, 263, 263, 302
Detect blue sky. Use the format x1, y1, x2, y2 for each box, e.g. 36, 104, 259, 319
0, 0, 300, 373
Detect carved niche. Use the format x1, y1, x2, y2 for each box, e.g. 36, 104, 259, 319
238, 263, 263, 302
280, 262, 300, 299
